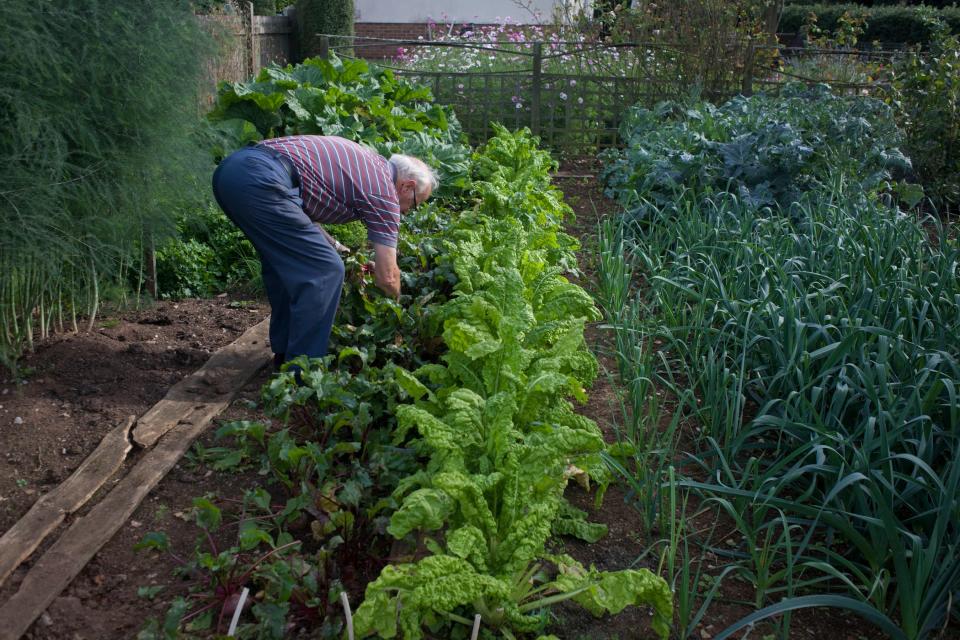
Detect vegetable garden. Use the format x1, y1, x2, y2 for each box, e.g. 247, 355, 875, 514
2, 2, 960, 639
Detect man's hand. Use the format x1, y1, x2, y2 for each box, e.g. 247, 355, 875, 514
372, 243, 401, 299
317, 224, 350, 255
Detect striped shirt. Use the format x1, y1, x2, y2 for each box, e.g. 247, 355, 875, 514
260, 136, 401, 248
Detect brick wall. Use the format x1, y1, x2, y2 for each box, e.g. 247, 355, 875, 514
354, 23, 432, 59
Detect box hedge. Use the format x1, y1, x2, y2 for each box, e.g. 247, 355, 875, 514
780, 4, 960, 45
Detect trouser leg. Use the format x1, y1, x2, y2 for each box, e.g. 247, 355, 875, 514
260, 258, 290, 357
212, 147, 345, 361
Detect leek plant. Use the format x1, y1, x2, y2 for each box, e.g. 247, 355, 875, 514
599, 187, 960, 637
598, 218, 688, 535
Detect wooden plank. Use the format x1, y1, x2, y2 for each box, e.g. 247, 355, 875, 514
0, 319, 271, 640
252, 16, 292, 35
132, 319, 270, 448
0, 417, 134, 588
0, 414, 221, 639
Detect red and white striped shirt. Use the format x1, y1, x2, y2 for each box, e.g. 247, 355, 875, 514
260, 136, 401, 248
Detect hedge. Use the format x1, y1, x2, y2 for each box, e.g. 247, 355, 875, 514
296, 0, 354, 57
780, 4, 960, 45
786, 0, 958, 7
252, 0, 275, 15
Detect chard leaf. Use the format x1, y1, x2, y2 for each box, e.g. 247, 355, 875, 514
353, 588, 397, 638
433, 471, 498, 538
446, 525, 489, 572
553, 500, 608, 543
549, 561, 674, 640
393, 366, 431, 400
387, 488, 455, 539
355, 556, 512, 640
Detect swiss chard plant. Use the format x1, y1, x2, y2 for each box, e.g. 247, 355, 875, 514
351, 128, 673, 639
354, 390, 672, 640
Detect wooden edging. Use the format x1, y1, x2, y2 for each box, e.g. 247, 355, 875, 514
0, 417, 134, 588
0, 318, 271, 640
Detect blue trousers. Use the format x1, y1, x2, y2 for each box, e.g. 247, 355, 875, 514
212, 146, 344, 362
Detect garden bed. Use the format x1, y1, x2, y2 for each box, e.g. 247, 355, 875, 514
1, 162, 908, 640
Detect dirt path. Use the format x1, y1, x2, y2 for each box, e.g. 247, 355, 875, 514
0, 296, 269, 535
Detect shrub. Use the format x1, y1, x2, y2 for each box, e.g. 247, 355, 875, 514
780, 4, 960, 45
296, 0, 354, 57
888, 18, 960, 209
252, 0, 275, 15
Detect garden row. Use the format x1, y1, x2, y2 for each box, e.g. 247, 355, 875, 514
136, 56, 672, 639
597, 83, 960, 639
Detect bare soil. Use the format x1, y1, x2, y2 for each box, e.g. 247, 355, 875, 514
0, 295, 269, 639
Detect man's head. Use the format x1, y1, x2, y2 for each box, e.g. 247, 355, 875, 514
389, 154, 439, 213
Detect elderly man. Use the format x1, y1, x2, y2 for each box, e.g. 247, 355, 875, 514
212, 135, 437, 367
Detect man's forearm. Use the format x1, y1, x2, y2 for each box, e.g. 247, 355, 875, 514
376, 278, 401, 299
372, 243, 401, 299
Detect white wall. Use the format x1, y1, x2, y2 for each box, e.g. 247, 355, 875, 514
355, 0, 587, 24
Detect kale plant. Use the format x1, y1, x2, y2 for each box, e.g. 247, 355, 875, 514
601, 83, 915, 218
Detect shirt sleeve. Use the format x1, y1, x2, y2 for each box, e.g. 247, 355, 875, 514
355, 190, 401, 248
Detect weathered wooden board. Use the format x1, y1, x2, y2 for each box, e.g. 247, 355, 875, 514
0, 417, 217, 639
0, 417, 134, 588
132, 319, 270, 447
0, 318, 271, 639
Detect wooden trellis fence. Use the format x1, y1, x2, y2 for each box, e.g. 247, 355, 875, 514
323, 36, 708, 151
317, 35, 896, 152
197, 23, 898, 152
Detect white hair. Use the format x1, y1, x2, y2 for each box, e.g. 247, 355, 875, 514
388, 154, 439, 199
